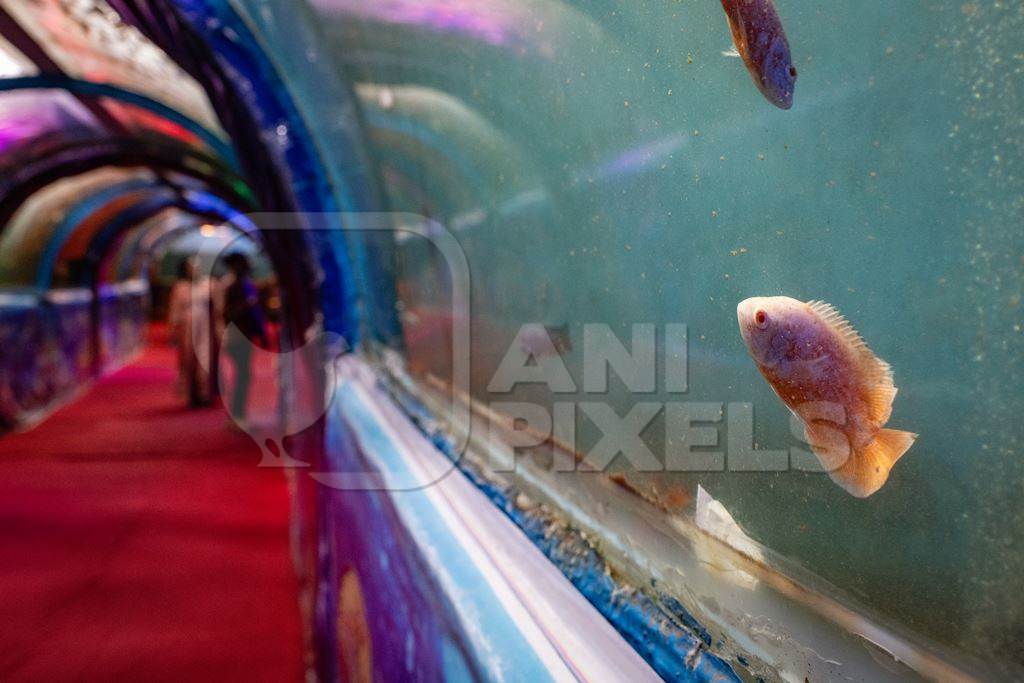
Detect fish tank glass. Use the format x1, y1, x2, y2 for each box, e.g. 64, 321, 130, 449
234, 0, 1023, 679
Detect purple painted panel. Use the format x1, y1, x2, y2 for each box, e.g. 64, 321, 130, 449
97, 285, 147, 372
0, 298, 86, 426
0, 286, 147, 431
286, 415, 479, 682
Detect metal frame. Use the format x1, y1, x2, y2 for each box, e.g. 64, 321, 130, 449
329, 356, 662, 682
35, 179, 162, 289
82, 189, 257, 286
0, 76, 236, 165
0, 135, 253, 232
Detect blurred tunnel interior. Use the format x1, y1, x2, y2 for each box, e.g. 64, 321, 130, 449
0, 1, 1021, 682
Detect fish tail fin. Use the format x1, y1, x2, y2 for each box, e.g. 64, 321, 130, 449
831, 429, 917, 498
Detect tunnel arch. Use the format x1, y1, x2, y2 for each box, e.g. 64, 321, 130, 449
0, 167, 252, 288
0, 0, 358, 441
110, 0, 358, 345
109, 0, 404, 346
38, 179, 170, 289
0, 76, 236, 163
107, 208, 258, 283
78, 189, 258, 289
0, 135, 252, 231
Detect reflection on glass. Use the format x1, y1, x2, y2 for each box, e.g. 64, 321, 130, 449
239, 0, 1023, 678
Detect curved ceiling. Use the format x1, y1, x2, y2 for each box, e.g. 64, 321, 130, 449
0, 0, 353, 353
0, 0, 223, 135
0, 0, 252, 297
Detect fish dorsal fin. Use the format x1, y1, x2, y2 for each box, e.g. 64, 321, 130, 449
807, 299, 897, 424
807, 299, 867, 349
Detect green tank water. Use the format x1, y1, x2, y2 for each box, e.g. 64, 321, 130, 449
234, 0, 1023, 677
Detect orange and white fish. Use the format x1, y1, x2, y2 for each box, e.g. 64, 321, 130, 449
737, 297, 916, 497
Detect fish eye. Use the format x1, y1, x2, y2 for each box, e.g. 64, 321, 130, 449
788, 65, 797, 78
755, 310, 769, 329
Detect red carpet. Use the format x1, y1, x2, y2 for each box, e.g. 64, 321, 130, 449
0, 330, 306, 682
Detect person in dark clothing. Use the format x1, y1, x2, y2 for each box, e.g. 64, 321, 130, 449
220, 253, 266, 422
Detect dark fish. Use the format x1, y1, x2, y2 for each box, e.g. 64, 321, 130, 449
719, 0, 798, 109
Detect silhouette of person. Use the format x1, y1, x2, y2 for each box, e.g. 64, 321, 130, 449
167, 258, 211, 407
220, 253, 266, 422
